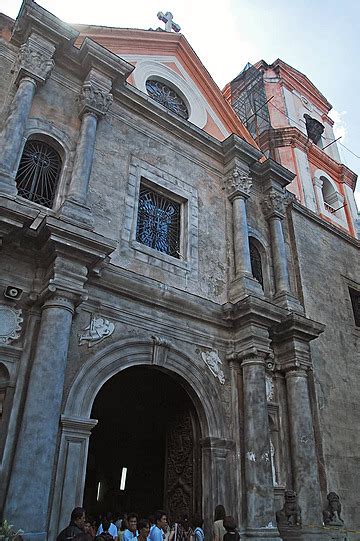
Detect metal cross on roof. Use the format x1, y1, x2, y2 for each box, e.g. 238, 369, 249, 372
157, 11, 181, 33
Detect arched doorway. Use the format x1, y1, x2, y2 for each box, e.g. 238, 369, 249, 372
83, 366, 202, 521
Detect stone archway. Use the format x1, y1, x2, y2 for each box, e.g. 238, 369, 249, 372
49, 337, 233, 538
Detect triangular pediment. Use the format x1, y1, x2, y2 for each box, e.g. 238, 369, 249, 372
73, 25, 257, 145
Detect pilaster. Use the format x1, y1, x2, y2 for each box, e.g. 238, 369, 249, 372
59, 69, 113, 229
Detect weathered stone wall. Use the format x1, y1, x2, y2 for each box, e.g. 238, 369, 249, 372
291, 206, 360, 532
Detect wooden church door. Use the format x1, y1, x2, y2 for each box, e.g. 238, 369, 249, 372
164, 408, 201, 522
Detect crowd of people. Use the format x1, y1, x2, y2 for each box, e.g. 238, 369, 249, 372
56, 505, 239, 541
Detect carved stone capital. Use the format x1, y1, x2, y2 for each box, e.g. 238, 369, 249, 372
262, 188, 286, 219
12, 33, 55, 86
230, 347, 270, 368
225, 167, 252, 201
79, 80, 113, 118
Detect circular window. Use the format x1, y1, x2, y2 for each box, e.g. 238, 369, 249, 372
145, 79, 189, 120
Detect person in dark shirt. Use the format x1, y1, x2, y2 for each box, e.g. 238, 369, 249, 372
56, 507, 86, 541
223, 516, 239, 541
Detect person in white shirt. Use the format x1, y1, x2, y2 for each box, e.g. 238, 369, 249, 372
149, 510, 167, 541
123, 513, 138, 541
97, 517, 118, 539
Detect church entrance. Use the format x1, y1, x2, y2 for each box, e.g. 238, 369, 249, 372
83, 366, 202, 521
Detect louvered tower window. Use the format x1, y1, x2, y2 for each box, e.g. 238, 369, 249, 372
249, 238, 264, 288
15, 140, 61, 208
146, 79, 189, 120
136, 183, 181, 258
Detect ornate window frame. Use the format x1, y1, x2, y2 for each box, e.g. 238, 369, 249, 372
15, 120, 74, 211
248, 228, 273, 297
131, 60, 207, 128
122, 155, 199, 278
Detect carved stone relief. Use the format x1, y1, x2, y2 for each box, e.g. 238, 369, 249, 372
78, 313, 115, 347
266, 374, 275, 402
226, 167, 252, 200
79, 81, 113, 117
201, 349, 225, 384
13, 36, 55, 84
0, 305, 23, 344
262, 188, 285, 218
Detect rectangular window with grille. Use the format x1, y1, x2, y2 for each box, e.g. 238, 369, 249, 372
136, 181, 181, 259
349, 287, 360, 327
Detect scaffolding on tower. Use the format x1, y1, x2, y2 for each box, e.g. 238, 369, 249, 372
230, 62, 271, 140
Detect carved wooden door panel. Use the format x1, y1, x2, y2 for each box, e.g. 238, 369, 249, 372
164, 409, 201, 522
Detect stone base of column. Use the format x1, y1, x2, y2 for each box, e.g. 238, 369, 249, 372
229, 274, 264, 303
277, 526, 336, 541
243, 526, 281, 540
273, 291, 304, 314
0, 169, 17, 196
58, 198, 94, 230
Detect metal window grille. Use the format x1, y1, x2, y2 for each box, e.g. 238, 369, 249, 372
136, 185, 181, 258
349, 288, 360, 327
15, 140, 61, 208
249, 239, 264, 288
145, 79, 189, 120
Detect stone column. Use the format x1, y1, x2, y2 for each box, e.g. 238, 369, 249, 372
226, 167, 263, 301
240, 349, 281, 541
59, 71, 113, 229
0, 33, 55, 195
4, 294, 76, 541
285, 367, 323, 527
262, 188, 290, 295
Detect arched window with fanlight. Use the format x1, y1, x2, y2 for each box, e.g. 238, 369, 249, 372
249, 237, 264, 289
15, 138, 62, 208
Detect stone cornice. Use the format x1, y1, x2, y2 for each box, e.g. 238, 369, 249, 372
253, 157, 295, 190
222, 133, 263, 167
223, 295, 288, 328
271, 312, 325, 344
95, 265, 230, 330
11, 0, 79, 47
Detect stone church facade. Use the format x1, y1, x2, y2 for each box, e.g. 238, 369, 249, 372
0, 2, 359, 541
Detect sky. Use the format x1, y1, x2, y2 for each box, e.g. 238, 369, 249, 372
2, 0, 360, 207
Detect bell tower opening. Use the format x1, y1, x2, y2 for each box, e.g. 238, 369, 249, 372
84, 366, 201, 521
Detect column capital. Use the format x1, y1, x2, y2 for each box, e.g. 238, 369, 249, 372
262, 188, 286, 219
41, 293, 76, 314
79, 80, 113, 119
12, 33, 55, 86
229, 347, 271, 368
225, 167, 252, 201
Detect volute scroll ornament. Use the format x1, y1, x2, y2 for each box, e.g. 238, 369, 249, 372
262, 188, 286, 218
225, 167, 252, 201
79, 81, 113, 118
12, 36, 55, 85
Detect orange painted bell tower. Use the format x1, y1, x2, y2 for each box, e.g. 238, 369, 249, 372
224, 60, 359, 237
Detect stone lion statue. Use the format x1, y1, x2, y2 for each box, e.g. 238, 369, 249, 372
276, 490, 302, 527
323, 492, 344, 525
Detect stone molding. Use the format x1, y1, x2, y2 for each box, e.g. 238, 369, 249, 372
60, 414, 98, 435
262, 188, 286, 219
12, 33, 55, 86
42, 294, 75, 314
226, 167, 252, 201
